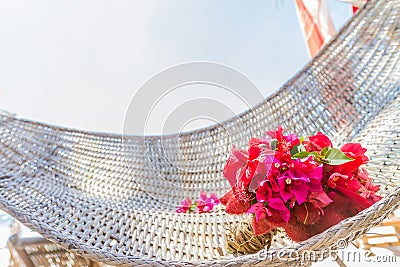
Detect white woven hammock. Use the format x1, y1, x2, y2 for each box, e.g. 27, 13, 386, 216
1, 0, 400, 266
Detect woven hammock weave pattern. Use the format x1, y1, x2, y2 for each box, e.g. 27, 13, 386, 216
1, 0, 400, 266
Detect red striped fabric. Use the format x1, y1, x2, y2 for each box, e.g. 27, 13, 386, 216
295, 0, 336, 58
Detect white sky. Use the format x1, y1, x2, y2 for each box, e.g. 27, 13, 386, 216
0, 0, 352, 134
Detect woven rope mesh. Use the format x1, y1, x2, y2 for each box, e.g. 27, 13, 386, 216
0, 0, 400, 266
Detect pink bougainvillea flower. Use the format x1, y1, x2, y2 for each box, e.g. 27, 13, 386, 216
176, 197, 193, 213
247, 202, 270, 221
277, 157, 324, 205
176, 192, 221, 214
197, 191, 220, 205
248, 197, 290, 223
262, 155, 282, 192
293, 156, 324, 192
196, 191, 220, 213
278, 173, 309, 204
267, 197, 290, 222
209, 192, 220, 203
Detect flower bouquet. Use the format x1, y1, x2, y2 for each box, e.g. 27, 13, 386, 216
220, 126, 381, 250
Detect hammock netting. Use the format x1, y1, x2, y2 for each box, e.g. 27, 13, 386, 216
1, 0, 400, 266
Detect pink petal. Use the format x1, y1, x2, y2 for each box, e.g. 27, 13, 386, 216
247, 202, 267, 222
267, 197, 290, 222
199, 191, 207, 201
309, 132, 333, 150
308, 177, 323, 192
309, 191, 332, 207
291, 184, 309, 204
305, 166, 323, 180
277, 176, 294, 202
267, 197, 286, 210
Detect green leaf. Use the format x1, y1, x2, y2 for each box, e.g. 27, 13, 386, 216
270, 139, 278, 150
292, 151, 311, 159
324, 148, 354, 165
299, 136, 305, 143
189, 203, 197, 213
290, 144, 306, 156
321, 146, 330, 156
310, 151, 322, 158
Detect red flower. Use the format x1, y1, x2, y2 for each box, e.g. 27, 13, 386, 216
256, 180, 273, 202
266, 126, 300, 162
223, 145, 248, 191
223, 140, 273, 200
359, 182, 381, 202
355, 168, 381, 201
327, 172, 362, 192
267, 197, 290, 222
307, 191, 333, 214
247, 138, 275, 191
332, 143, 369, 175
219, 188, 251, 214
330, 187, 374, 214
326, 166, 381, 215
303, 132, 332, 152
221, 137, 275, 215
